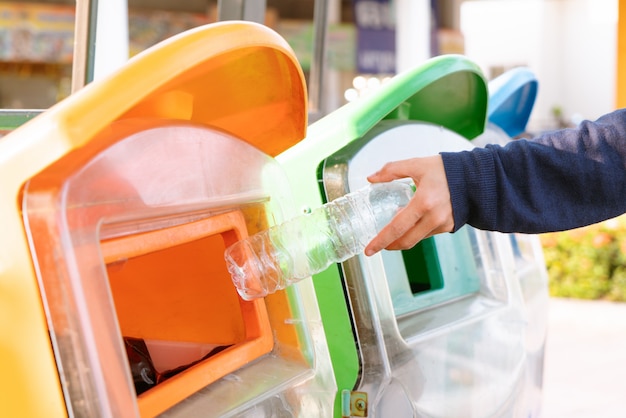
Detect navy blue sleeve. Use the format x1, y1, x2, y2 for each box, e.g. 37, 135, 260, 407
441, 108, 626, 233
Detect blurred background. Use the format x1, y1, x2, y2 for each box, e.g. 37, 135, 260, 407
1, 0, 620, 132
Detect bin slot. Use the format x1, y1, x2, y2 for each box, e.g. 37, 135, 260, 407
388, 227, 482, 317
401, 237, 443, 295
100, 210, 273, 416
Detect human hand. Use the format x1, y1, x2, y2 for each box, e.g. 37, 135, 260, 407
363, 155, 455, 256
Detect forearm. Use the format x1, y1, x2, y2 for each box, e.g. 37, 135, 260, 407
442, 108, 626, 233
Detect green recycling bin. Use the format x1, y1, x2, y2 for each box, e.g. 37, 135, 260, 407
278, 54, 546, 417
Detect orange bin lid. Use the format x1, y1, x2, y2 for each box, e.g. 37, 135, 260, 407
46, 20, 307, 159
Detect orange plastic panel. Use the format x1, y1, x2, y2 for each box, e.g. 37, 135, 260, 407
101, 211, 273, 417
67, 21, 307, 157
102, 211, 266, 345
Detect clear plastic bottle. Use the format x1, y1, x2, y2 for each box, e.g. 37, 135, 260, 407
224, 181, 415, 300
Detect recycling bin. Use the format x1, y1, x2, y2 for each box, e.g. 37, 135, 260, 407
0, 21, 335, 417
278, 55, 546, 417
474, 66, 548, 416
473, 66, 539, 146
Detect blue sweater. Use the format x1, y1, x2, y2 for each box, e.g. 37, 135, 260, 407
441, 108, 626, 234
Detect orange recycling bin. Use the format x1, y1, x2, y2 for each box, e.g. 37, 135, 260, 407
0, 21, 335, 417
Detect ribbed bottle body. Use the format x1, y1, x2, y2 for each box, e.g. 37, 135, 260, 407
225, 181, 413, 300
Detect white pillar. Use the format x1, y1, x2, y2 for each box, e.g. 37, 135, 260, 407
395, 0, 431, 74
93, 0, 129, 81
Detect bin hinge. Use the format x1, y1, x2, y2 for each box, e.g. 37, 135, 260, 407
341, 389, 368, 417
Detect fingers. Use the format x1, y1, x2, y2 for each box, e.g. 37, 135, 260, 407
363, 205, 450, 256
364, 155, 454, 256
364, 200, 426, 256
384, 213, 453, 251
367, 159, 420, 183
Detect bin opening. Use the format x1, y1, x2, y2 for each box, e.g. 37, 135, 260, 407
20, 116, 307, 416
100, 210, 273, 415
387, 228, 483, 317
401, 237, 444, 295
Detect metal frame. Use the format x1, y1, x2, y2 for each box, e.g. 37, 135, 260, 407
72, 0, 99, 92
309, 0, 329, 120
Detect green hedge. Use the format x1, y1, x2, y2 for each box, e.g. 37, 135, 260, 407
540, 215, 626, 301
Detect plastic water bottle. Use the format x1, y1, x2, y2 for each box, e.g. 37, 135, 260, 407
224, 181, 415, 300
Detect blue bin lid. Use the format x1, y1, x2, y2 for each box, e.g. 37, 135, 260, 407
487, 67, 538, 137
